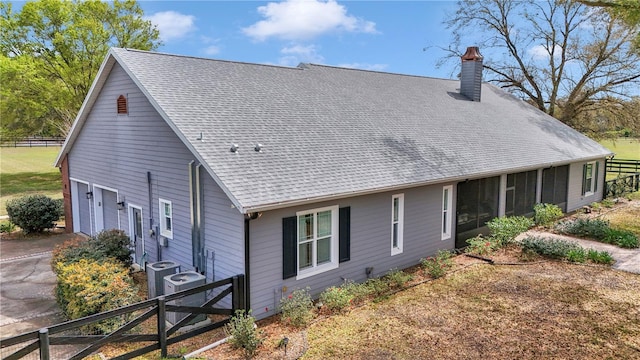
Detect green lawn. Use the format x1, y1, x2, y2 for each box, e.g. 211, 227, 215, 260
599, 138, 640, 160
0, 147, 62, 216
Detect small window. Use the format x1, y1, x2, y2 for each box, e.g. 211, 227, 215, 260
582, 161, 598, 196
117, 95, 128, 114
391, 194, 404, 255
159, 199, 173, 239
442, 185, 452, 240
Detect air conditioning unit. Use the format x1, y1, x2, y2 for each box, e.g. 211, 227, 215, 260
146, 261, 180, 298
164, 271, 206, 325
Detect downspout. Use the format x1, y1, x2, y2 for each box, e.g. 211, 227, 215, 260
243, 212, 260, 311
196, 164, 205, 275
148, 171, 160, 261
189, 161, 197, 269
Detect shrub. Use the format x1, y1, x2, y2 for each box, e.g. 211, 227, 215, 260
225, 309, 263, 359
590, 202, 602, 212
566, 248, 586, 263
319, 286, 353, 313
51, 229, 132, 271
280, 288, 314, 328
587, 249, 614, 264
0, 220, 16, 233
555, 218, 610, 239
6, 194, 62, 233
487, 216, 534, 246
383, 268, 413, 288
604, 228, 639, 249
601, 199, 615, 208
465, 235, 498, 255
55, 258, 139, 334
421, 250, 454, 279
534, 203, 564, 227
341, 279, 389, 304
520, 236, 583, 259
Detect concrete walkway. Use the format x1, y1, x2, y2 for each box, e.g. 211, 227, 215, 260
518, 230, 640, 274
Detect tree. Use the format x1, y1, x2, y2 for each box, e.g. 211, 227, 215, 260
0, 0, 161, 139
444, 0, 640, 137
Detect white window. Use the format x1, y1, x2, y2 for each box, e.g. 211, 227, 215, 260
159, 199, 173, 239
296, 205, 339, 279
391, 194, 404, 255
583, 162, 596, 195
442, 185, 453, 240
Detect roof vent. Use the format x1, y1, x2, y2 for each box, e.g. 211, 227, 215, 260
230, 144, 239, 153
254, 143, 263, 152
460, 46, 483, 102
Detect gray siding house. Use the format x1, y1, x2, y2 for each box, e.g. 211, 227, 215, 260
55, 47, 611, 319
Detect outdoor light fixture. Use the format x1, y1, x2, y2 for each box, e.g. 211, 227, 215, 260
86, 191, 93, 200
117, 201, 125, 210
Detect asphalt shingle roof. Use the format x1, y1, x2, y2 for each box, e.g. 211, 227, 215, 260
109, 48, 611, 212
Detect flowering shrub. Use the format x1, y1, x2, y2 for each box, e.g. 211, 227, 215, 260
280, 288, 314, 327
319, 286, 353, 313
465, 235, 498, 255
421, 250, 454, 279
51, 229, 132, 272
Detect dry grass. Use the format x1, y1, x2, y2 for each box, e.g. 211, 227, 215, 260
199, 249, 640, 360
601, 199, 640, 237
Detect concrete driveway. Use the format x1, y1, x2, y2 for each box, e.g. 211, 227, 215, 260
0, 233, 75, 337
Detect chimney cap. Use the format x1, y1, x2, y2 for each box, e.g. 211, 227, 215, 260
461, 46, 483, 61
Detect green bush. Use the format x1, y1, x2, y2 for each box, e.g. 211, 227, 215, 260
587, 249, 614, 264
465, 235, 498, 255
534, 203, 564, 227
319, 286, 353, 313
487, 216, 534, 246
555, 218, 610, 239
421, 250, 454, 279
604, 228, 639, 249
280, 288, 314, 328
51, 229, 132, 271
0, 220, 16, 233
55, 258, 139, 334
566, 248, 587, 263
6, 194, 62, 233
383, 269, 413, 288
225, 309, 263, 359
520, 237, 583, 259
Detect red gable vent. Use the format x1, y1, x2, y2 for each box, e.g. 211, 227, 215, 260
117, 95, 128, 114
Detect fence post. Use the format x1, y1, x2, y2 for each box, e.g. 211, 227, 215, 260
157, 296, 167, 358
232, 276, 240, 312
39, 328, 50, 360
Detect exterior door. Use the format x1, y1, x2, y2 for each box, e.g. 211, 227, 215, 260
129, 206, 144, 265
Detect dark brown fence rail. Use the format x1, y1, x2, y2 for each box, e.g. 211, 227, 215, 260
606, 158, 640, 175
605, 173, 640, 198
0, 137, 65, 147
0, 274, 245, 360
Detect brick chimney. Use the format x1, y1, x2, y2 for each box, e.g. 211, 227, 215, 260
460, 46, 483, 102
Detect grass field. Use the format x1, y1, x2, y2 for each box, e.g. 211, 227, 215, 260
599, 138, 640, 160
0, 147, 62, 216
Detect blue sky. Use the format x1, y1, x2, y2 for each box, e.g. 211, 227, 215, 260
139, 1, 461, 79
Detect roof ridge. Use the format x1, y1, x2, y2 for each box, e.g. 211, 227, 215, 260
113, 47, 305, 72
300, 62, 458, 82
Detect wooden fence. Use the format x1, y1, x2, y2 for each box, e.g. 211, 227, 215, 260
0, 137, 65, 147
605, 158, 640, 176
605, 173, 640, 198
0, 275, 245, 360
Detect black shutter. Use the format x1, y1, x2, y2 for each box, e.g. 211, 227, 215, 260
282, 216, 297, 279
582, 163, 587, 195
594, 161, 599, 192
339, 207, 351, 263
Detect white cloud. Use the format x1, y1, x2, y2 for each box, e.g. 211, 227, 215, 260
243, 0, 377, 41
278, 44, 325, 66
337, 62, 388, 71
145, 11, 196, 42
528, 44, 562, 60
203, 45, 221, 56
